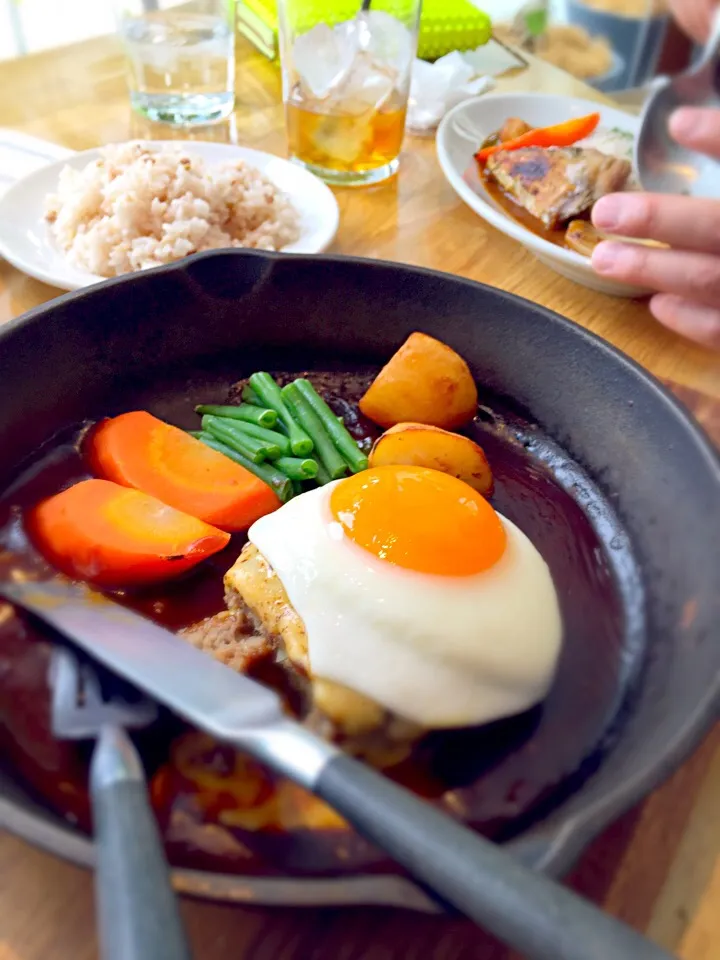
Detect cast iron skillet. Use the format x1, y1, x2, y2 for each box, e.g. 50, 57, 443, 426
0, 250, 718, 911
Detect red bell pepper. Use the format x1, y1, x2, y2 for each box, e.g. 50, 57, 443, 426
475, 112, 601, 163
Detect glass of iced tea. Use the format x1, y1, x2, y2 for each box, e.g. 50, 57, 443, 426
278, 0, 421, 186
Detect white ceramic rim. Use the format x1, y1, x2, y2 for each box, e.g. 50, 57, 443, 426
436, 92, 641, 279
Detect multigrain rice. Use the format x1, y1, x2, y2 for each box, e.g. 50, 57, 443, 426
44, 142, 301, 277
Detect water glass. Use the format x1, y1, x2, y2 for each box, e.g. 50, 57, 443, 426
115, 0, 236, 126
277, 0, 422, 186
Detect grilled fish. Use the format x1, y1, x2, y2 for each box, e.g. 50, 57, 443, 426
486, 146, 632, 229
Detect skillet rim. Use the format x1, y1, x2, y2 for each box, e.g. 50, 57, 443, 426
0, 249, 718, 908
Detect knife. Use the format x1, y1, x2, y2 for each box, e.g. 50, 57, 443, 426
1, 578, 675, 960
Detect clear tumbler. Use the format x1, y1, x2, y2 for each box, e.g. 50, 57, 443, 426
278, 0, 422, 186
115, 0, 236, 126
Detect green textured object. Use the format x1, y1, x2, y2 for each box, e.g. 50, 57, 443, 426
237, 0, 491, 61
418, 0, 492, 59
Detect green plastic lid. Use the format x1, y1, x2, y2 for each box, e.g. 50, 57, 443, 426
237, 0, 491, 60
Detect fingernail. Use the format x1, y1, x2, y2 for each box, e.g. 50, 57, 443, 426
669, 107, 699, 141
592, 241, 633, 275
592, 194, 626, 231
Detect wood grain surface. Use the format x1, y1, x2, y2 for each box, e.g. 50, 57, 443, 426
0, 32, 718, 960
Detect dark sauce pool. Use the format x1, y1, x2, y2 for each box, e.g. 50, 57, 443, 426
0, 370, 645, 877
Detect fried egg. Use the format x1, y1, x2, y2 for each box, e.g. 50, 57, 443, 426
248, 465, 562, 728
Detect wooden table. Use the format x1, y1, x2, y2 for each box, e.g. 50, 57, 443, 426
0, 33, 719, 960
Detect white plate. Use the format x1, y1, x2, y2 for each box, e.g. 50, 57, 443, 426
0, 141, 340, 291
436, 93, 647, 298
0, 129, 73, 200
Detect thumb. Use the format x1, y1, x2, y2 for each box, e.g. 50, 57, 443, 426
669, 107, 720, 161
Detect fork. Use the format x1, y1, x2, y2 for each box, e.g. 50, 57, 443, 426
50, 647, 192, 960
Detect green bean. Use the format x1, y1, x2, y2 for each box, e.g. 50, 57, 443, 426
248, 372, 313, 457
274, 457, 319, 481
195, 403, 277, 429
227, 420, 291, 458
291, 480, 303, 497
201, 415, 283, 460
202, 416, 268, 464
188, 430, 204, 439
241, 385, 263, 406
281, 383, 347, 480
312, 458, 331, 486
294, 379, 369, 473
193, 433, 292, 503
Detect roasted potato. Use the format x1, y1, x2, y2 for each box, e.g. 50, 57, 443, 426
499, 117, 532, 142
359, 332, 478, 430
369, 422, 493, 496
565, 220, 605, 257
566, 219, 670, 257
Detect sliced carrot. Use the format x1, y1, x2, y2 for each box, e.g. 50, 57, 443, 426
475, 112, 600, 162
87, 411, 281, 532
27, 479, 230, 587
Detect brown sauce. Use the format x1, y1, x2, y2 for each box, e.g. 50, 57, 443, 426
463, 159, 596, 253
0, 371, 644, 877
480, 168, 572, 249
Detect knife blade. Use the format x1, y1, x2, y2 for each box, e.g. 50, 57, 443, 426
0, 577, 676, 960
0, 577, 337, 788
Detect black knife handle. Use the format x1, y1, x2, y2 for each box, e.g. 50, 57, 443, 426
315, 754, 675, 960
90, 727, 192, 960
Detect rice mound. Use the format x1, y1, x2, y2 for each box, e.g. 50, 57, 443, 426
44, 141, 301, 277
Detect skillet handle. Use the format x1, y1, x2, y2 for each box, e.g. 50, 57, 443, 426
90, 726, 192, 960
315, 754, 676, 960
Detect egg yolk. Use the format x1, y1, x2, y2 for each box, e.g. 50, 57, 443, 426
329, 465, 506, 576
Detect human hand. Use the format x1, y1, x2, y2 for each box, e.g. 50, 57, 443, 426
669, 0, 717, 43
590, 106, 720, 349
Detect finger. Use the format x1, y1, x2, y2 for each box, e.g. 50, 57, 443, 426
669, 0, 715, 43
592, 242, 720, 305
650, 293, 720, 350
669, 108, 720, 161
593, 193, 720, 253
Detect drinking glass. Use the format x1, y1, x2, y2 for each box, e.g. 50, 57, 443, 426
115, 0, 236, 126
277, 0, 422, 186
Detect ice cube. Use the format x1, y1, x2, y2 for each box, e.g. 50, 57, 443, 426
360, 10, 413, 82
292, 22, 358, 99
335, 51, 394, 114
311, 113, 375, 165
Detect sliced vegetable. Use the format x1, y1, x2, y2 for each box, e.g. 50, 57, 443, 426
294, 379, 369, 474
226, 420, 292, 457
498, 117, 532, 142
249, 372, 313, 457
475, 112, 600, 162
274, 457, 319, 481
195, 432, 292, 503
565, 220, 606, 257
201, 415, 278, 463
359, 332, 478, 430
368, 423, 493, 497
27, 478, 230, 587
88, 411, 280, 532
281, 383, 348, 481
195, 403, 277, 429
563, 221, 669, 258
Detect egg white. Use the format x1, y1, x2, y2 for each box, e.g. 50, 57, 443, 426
248, 481, 562, 728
